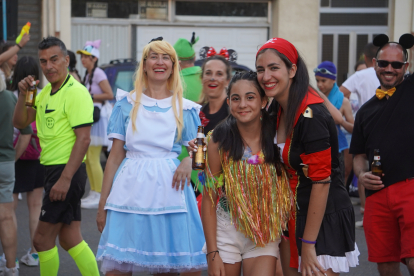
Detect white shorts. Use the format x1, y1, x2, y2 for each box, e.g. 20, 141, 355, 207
202, 205, 280, 264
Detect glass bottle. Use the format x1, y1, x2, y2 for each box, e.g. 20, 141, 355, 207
371, 149, 382, 177
25, 80, 37, 107
192, 126, 206, 170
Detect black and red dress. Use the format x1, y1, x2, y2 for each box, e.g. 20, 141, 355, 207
276, 90, 358, 272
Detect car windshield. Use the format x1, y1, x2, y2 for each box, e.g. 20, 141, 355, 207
114, 70, 135, 93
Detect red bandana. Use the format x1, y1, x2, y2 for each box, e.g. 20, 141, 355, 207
256, 38, 298, 64
207, 47, 229, 60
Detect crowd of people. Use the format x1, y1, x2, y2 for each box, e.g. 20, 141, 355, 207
0, 29, 413, 276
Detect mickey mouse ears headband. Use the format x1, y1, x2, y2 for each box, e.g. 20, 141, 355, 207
373, 33, 414, 60
199, 46, 238, 62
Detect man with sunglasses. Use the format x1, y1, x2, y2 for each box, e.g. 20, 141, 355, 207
350, 39, 414, 276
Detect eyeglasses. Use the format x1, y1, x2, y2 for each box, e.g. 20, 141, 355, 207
376, 60, 407, 69
313, 68, 337, 76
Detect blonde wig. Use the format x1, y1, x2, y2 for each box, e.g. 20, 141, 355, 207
130, 40, 184, 140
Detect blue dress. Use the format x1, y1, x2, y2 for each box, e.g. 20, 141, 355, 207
96, 89, 207, 274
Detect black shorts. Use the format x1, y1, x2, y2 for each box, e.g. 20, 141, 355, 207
13, 159, 45, 193
40, 163, 86, 225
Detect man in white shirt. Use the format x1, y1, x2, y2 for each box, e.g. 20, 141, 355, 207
340, 43, 380, 106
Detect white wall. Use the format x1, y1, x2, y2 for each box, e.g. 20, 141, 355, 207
71, 19, 131, 77
390, 0, 413, 41
271, 0, 319, 86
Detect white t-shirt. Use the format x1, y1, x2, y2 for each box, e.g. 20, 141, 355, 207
342, 67, 380, 115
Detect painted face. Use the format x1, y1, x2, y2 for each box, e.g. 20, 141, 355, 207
202, 59, 229, 99
228, 80, 267, 124
374, 44, 409, 90
80, 54, 96, 69
144, 51, 173, 83
315, 76, 336, 95
256, 50, 296, 100
38, 46, 69, 85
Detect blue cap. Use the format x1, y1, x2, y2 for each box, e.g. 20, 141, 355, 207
314, 61, 337, 80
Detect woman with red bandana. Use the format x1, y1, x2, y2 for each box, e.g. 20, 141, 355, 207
256, 38, 359, 276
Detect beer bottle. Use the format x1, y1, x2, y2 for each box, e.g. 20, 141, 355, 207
192, 126, 206, 170
25, 80, 37, 107
371, 149, 382, 177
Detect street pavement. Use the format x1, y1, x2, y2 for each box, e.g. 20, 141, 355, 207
6, 178, 411, 276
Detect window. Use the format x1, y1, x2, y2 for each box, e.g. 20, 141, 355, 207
0, 0, 18, 40
320, 13, 388, 26
175, 2, 268, 17
320, 0, 388, 8
114, 71, 135, 92
337, 35, 349, 86
72, 0, 138, 18
322, 34, 334, 62
331, 0, 388, 8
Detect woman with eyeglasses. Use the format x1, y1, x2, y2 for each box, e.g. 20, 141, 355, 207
255, 38, 359, 276
95, 38, 207, 276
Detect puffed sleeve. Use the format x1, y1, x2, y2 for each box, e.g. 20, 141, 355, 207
181, 107, 201, 146
298, 104, 332, 181
107, 98, 129, 141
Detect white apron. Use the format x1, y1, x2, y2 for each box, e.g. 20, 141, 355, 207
105, 98, 187, 215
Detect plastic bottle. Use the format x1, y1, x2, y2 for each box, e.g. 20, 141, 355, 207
15, 22, 31, 44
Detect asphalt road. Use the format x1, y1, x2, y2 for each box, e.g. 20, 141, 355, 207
7, 181, 411, 276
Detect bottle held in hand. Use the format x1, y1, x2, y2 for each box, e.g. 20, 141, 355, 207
371, 149, 382, 177
192, 126, 206, 170
25, 80, 37, 107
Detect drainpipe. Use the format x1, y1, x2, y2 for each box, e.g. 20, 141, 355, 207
55, 0, 60, 37
2, 0, 7, 41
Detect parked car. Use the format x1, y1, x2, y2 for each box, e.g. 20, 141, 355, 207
100, 58, 137, 102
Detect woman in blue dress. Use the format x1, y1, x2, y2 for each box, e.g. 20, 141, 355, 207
96, 38, 207, 275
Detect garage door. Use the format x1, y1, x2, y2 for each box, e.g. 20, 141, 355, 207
137, 26, 268, 70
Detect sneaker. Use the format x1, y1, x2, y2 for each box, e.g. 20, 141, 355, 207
81, 193, 100, 209
0, 255, 19, 271
20, 249, 38, 267
4, 266, 18, 276
81, 190, 98, 203
0, 254, 6, 271
355, 219, 363, 228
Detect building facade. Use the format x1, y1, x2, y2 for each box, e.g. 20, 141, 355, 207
3, 0, 414, 86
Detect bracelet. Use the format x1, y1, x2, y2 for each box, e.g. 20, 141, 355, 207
206, 250, 219, 261
16, 44, 22, 49
299, 238, 317, 244
311, 180, 331, 184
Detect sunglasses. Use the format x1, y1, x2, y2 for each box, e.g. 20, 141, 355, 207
376, 60, 407, 69
313, 68, 337, 76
